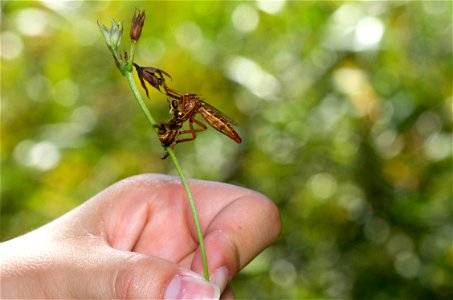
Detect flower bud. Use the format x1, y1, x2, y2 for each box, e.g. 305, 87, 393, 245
98, 22, 110, 43
97, 18, 123, 51
109, 18, 123, 50
130, 9, 145, 42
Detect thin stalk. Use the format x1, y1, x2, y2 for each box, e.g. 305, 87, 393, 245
125, 71, 157, 127
124, 70, 210, 281
167, 149, 209, 280
125, 42, 137, 73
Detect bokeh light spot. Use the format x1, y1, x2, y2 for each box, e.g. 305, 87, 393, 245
226, 56, 281, 101
326, 3, 384, 51
307, 172, 338, 200
232, 4, 259, 33
14, 140, 60, 171
16, 9, 48, 36
137, 38, 166, 63
175, 21, 203, 51
13, 140, 35, 167
373, 129, 403, 159
355, 16, 384, 50
333, 68, 364, 95
332, 3, 362, 26
26, 75, 52, 102
415, 111, 442, 138
270, 259, 297, 287
29, 141, 60, 171
71, 106, 98, 132
39, 0, 83, 12
333, 67, 380, 120
52, 79, 79, 107
337, 183, 370, 223
423, 132, 452, 161
394, 251, 421, 279
0, 31, 24, 60
387, 233, 414, 257
256, 0, 286, 15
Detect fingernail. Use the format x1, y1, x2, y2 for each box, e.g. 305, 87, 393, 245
164, 273, 220, 299
210, 266, 229, 293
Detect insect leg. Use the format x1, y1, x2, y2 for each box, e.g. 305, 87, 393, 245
174, 118, 206, 144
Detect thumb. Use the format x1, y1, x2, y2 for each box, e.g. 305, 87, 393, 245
68, 247, 220, 299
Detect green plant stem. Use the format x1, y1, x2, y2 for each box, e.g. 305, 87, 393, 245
126, 42, 137, 72
124, 70, 210, 281
167, 149, 210, 280
125, 71, 157, 127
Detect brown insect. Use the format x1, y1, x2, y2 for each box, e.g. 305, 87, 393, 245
156, 120, 180, 148
155, 119, 181, 159
155, 88, 242, 159
164, 87, 242, 145
153, 100, 192, 159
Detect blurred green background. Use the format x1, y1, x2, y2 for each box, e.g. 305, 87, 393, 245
1, 0, 452, 299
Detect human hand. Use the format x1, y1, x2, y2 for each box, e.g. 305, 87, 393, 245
1, 174, 280, 299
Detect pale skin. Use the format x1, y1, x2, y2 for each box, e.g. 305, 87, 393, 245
0, 174, 281, 299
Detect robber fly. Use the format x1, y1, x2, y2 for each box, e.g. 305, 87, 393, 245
155, 88, 242, 159
164, 87, 242, 145
154, 100, 194, 159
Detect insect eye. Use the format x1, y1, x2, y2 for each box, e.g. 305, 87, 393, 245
157, 124, 166, 134
171, 100, 178, 109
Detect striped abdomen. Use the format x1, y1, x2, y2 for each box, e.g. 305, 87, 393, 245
198, 104, 242, 144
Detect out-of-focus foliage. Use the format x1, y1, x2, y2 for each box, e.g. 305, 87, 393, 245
1, 1, 452, 298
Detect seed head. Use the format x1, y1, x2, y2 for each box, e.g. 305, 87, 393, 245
133, 63, 172, 97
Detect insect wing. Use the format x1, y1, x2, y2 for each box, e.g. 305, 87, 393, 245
199, 100, 239, 127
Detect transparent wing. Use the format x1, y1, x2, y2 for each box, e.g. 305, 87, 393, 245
199, 100, 239, 126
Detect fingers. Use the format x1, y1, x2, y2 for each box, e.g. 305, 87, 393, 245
87, 174, 281, 279
55, 174, 280, 296
186, 180, 281, 288
220, 286, 235, 300
1, 235, 220, 299
53, 174, 178, 251
73, 249, 220, 299
2, 174, 279, 299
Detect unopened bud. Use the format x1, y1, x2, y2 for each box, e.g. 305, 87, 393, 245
130, 9, 145, 42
